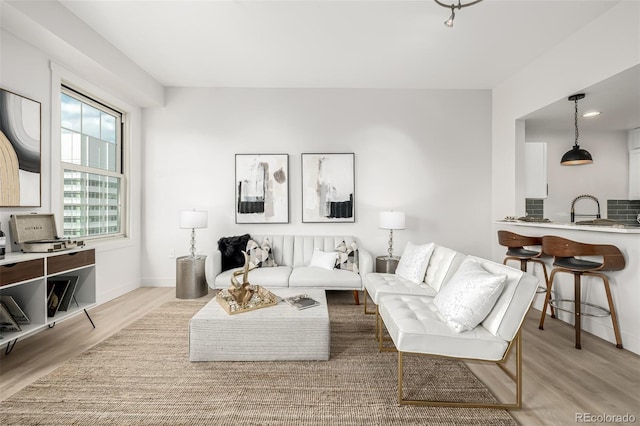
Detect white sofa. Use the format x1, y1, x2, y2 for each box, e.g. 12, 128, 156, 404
205, 235, 373, 303
363, 242, 539, 408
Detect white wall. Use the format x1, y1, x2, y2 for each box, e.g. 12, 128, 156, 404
492, 1, 640, 353
0, 23, 147, 303
492, 1, 640, 230
525, 129, 629, 222
141, 88, 492, 285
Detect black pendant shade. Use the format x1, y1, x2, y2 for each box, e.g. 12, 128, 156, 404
561, 145, 593, 165
561, 93, 593, 166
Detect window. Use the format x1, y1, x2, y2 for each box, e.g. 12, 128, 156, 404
60, 86, 125, 239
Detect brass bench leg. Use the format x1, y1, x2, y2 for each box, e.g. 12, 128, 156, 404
397, 334, 522, 409
377, 306, 396, 352
363, 289, 376, 315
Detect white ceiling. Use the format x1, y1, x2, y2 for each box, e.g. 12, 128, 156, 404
524, 64, 640, 133
56, 0, 638, 132
59, 0, 620, 89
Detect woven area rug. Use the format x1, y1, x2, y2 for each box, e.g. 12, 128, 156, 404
0, 293, 516, 425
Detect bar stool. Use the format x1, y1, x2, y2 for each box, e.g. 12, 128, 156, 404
538, 235, 624, 350
498, 231, 553, 316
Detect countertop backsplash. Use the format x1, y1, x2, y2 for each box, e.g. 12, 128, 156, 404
526, 198, 640, 224
608, 200, 640, 224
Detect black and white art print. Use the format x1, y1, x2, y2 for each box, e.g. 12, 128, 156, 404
301, 153, 355, 223
0, 89, 41, 207
235, 154, 289, 224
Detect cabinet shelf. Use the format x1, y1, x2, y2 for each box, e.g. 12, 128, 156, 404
0, 248, 96, 352
0, 323, 42, 341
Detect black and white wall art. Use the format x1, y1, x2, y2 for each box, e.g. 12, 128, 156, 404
235, 154, 289, 223
0, 89, 41, 207
302, 153, 355, 223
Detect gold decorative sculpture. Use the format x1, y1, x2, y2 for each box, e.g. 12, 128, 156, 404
215, 251, 278, 315
229, 251, 256, 304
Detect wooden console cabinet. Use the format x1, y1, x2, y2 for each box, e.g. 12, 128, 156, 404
0, 248, 96, 353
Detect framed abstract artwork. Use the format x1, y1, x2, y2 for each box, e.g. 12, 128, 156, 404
0, 89, 41, 207
301, 153, 355, 223
235, 154, 289, 224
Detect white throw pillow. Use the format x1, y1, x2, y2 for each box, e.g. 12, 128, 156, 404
395, 242, 435, 283
433, 258, 507, 333
309, 248, 338, 270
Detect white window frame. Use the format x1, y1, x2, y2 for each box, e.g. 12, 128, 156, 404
51, 62, 131, 245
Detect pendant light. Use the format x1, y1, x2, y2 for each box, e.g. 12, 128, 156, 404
561, 93, 593, 166
434, 0, 484, 28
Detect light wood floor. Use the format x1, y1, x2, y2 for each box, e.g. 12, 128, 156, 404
1, 288, 638, 425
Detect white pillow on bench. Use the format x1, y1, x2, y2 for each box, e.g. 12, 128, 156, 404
433, 258, 507, 333
395, 242, 435, 283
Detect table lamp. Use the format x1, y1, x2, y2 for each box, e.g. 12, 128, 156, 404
379, 211, 405, 259
179, 210, 208, 258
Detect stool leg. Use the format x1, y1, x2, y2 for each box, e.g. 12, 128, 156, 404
589, 272, 624, 349
531, 259, 555, 318
539, 269, 558, 330
538, 260, 554, 318
574, 273, 582, 350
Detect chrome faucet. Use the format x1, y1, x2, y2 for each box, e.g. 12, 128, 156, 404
570, 194, 601, 223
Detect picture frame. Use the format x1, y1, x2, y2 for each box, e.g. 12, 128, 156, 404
0, 88, 42, 207
235, 154, 289, 224
301, 153, 355, 223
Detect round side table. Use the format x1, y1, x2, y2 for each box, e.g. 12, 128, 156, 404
376, 256, 400, 273
176, 255, 208, 299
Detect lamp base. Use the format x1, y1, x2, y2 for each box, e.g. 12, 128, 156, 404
387, 229, 396, 258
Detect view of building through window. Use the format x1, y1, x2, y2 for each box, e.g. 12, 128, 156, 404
60, 86, 124, 238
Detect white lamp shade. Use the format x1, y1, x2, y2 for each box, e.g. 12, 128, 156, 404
179, 210, 208, 229
379, 211, 405, 230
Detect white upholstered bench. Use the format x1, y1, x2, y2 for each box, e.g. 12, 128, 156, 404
376, 256, 538, 409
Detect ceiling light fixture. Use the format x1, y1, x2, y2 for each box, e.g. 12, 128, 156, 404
582, 111, 601, 118
561, 94, 594, 166
434, 0, 484, 28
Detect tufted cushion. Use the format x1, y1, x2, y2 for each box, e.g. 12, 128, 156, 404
364, 273, 436, 304
246, 238, 277, 268
335, 240, 359, 273
395, 242, 435, 284
433, 258, 507, 333
218, 234, 252, 272
378, 294, 509, 361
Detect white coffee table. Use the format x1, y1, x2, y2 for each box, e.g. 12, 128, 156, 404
189, 288, 330, 361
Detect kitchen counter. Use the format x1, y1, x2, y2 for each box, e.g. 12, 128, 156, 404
493, 220, 640, 355
495, 220, 640, 234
